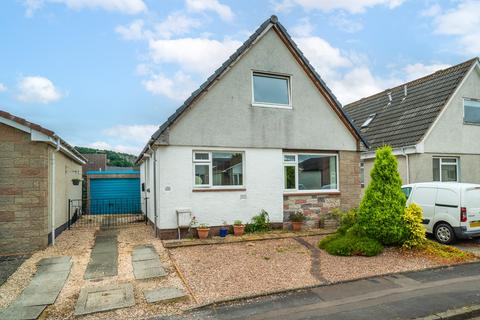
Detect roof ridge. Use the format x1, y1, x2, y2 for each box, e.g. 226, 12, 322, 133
345, 57, 478, 107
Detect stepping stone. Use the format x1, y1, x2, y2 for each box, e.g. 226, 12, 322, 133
84, 231, 118, 279
0, 256, 72, 319
143, 287, 187, 304
132, 245, 167, 280
74, 283, 135, 316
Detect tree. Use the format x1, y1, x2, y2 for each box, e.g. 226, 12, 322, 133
357, 146, 407, 245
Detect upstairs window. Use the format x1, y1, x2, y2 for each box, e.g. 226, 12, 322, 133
252, 72, 291, 108
464, 98, 480, 124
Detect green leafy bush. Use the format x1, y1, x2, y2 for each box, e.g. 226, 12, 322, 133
319, 231, 383, 257
357, 146, 408, 245
402, 203, 427, 249
336, 208, 358, 234
245, 210, 271, 233
289, 210, 306, 222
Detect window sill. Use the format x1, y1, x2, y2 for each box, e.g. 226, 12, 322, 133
284, 191, 341, 196
251, 103, 292, 110
193, 188, 246, 192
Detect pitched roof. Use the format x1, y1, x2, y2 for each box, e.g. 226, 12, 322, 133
344, 57, 479, 150
0, 109, 87, 164
136, 15, 367, 163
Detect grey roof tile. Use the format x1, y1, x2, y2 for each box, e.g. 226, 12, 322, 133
344, 58, 478, 150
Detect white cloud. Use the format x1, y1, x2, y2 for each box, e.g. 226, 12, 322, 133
17, 76, 62, 104
142, 71, 197, 101
0, 83, 7, 92
186, 0, 234, 21
155, 12, 202, 39
23, 0, 147, 16
430, 1, 480, 55
103, 124, 157, 143
330, 13, 363, 33
421, 4, 441, 17
403, 63, 450, 81
115, 19, 150, 41
273, 0, 405, 14
148, 37, 241, 76
291, 17, 314, 37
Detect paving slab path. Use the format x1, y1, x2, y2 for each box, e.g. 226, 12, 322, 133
84, 230, 118, 280
0, 256, 72, 320
74, 283, 135, 316
144, 287, 187, 304
132, 245, 167, 280
0, 254, 30, 286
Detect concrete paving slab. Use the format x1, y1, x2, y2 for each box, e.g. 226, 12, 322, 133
74, 283, 135, 316
134, 267, 168, 280
0, 255, 30, 286
0, 303, 46, 320
132, 245, 167, 280
37, 256, 70, 266
143, 287, 187, 304
312, 278, 400, 301
84, 231, 118, 280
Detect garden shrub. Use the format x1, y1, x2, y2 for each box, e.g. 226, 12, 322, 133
357, 146, 408, 245
319, 231, 383, 257
336, 208, 358, 234
245, 209, 271, 233
402, 203, 427, 249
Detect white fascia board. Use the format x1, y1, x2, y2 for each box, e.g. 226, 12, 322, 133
0, 117, 34, 135
361, 145, 418, 159
419, 61, 480, 146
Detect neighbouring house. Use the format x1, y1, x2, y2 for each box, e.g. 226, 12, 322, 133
344, 57, 480, 189
135, 16, 368, 239
0, 110, 86, 254
80, 153, 107, 174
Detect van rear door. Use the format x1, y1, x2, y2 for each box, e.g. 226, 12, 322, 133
435, 187, 460, 227
464, 187, 480, 233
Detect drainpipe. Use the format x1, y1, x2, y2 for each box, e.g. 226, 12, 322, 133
401, 148, 410, 184
50, 138, 60, 245
150, 145, 158, 238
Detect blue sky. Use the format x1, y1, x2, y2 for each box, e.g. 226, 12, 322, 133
0, 0, 478, 155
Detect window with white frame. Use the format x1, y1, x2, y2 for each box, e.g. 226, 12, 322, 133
464, 98, 480, 124
252, 72, 291, 107
283, 153, 338, 191
193, 151, 244, 188
433, 157, 459, 182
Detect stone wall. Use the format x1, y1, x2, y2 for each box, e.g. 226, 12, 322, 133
0, 124, 49, 254
283, 151, 361, 227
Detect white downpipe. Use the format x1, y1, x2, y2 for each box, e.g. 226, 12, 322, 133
401, 148, 410, 184
50, 138, 60, 245
149, 145, 158, 238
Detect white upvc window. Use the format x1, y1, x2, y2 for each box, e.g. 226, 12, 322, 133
193, 151, 244, 188
252, 71, 292, 109
433, 157, 459, 182
283, 153, 339, 192
464, 98, 480, 125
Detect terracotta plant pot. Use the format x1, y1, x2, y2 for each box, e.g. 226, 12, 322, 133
291, 221, 303, 231
233, 225, 245, 236
197, 228, 210, 239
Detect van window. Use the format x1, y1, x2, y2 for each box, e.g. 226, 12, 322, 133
465, 188, 480, 208
436, 188, 458, 207
412, 187, 437, 205
401, 187, 412, 199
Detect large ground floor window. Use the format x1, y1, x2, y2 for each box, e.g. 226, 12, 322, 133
283, 153, 338, 192
433, 157, 459, 182
193, 151, 244, 188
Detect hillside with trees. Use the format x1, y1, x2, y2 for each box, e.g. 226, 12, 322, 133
75, 146, 136, 167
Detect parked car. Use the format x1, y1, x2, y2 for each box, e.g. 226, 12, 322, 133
401, 182, 480, 244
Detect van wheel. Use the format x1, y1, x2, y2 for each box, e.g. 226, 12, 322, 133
434, 223, 455, 244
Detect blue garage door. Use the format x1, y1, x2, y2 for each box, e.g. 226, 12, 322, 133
89, 177, 141, 214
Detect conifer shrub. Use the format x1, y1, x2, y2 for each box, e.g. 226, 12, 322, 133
357, 146, 408, 245
402, 203, 427, 249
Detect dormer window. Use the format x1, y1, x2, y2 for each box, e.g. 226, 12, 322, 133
252, 72, 291, 109
464, 98, 480, 125
361, 114, 376, 128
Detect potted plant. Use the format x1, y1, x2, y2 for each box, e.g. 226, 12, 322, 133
289, 210, 306, 231
197, 223, 210, 239
72, 178, 81, 186
233, 220, 245, 236
219, 221, 228, 238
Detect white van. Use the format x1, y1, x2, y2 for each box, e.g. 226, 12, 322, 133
401, 182, 480, 244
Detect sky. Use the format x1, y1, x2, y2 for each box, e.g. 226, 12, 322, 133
0, 0, 479, 155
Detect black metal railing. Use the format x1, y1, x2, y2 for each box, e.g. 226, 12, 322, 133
68, 197, 147, 229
